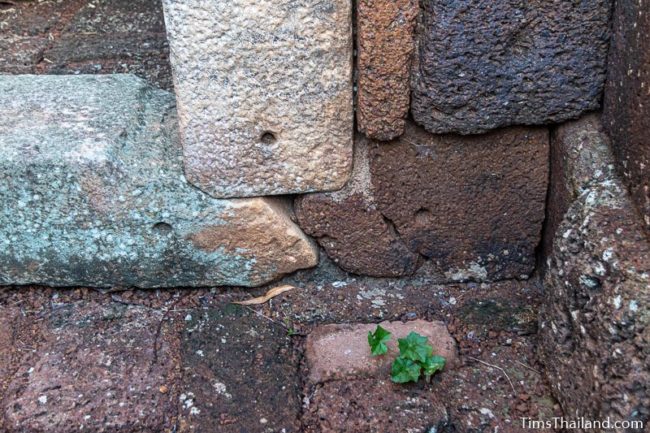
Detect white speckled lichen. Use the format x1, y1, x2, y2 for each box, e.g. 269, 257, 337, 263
161, 0, 354, 198
0, 75, 317, 288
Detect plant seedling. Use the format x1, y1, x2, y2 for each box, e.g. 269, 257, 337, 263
367, 325, 446, 384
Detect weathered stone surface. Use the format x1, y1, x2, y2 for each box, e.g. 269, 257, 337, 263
356, 0, 418, 140
178, 305, 301, 432
3, 301, 180, 433
0, 74, 317, 288
295, 138, 420, 277
0, 35, 48, 74
411, 0, 611, 134
306, 320, 458, 383
603, 0, 650, 236
297, 122, 548, 281
161, 0, 353, 198
371, 123, 548, 281
539, 115, 650, 429
303, 379, 449, 433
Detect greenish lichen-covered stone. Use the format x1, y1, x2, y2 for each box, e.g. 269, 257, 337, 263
0, 74, 318, 288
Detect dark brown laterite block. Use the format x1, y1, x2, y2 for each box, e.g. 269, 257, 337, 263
356, 0, 418, 140
371, 122, 548, 281
603, 0, 650, 237
296, 122, 549, 282
295, 139, 421, 277
411, 0, 611, 134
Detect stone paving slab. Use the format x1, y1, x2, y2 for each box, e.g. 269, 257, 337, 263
178, 305, 302, 432
161, 0, 353, 198
303, 379, 449, 433
0, 74, 317, 288
2, 301, 180, 433
305, 319, 458, 383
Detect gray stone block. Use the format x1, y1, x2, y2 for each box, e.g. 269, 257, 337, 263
161, 0, 354, 198
0, 74, 318, 288
411, 0, 611, 134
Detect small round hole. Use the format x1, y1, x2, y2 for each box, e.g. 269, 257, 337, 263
152, 222, 173, 235
260, 131, 277, 144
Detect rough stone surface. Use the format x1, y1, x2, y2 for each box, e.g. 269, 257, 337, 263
539, 115, 650, 429
306, 320, 458, 384
411, 0, 611, 134
178, 305, 301, 432
0, 0, 173, 90
303, 379, 449, 433
2, 301, 180, 433
603, 0, 650, 236
0, 35, 48, 74
297, 121, 548, 281
0, 74, 317, 288
356, 0, 418, 140
161, 0, 353, 198
295, 137, 420, 277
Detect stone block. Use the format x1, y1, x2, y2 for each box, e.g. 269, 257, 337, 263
3, 301, 179, 432
411, 0, 611, 134
161, 0, 353, 197
179, 305, 301, 432
303, 379, 449, 433
297, 121, 548, 281
603, 0, 650, 236
356, 0, 418, 140
0, 74, 317, 288
0, 35, 48, 74
305, 320, 458, 384
295, 138, 420, 277
539, 115, 650, 428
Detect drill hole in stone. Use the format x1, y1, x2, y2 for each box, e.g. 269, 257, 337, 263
152, 222, 173, 235
414, 208, 434, 225
260, 131, 277, 144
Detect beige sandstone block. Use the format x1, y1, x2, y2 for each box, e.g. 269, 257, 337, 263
162, 0, 354, 198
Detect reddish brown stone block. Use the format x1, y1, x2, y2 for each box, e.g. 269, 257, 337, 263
356, 0, 418, 140
295, 138, 420, 277
603, 0, 650, 236
539, 115, 650, 427
302, 379, 449, 433
371, 122, 548, 281
2, 302, 180, 433
305, 320, 458, 384
297, 122, 549, 281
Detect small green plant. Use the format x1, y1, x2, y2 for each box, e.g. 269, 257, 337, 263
368, 326, 446, 384
367, 325, 391, 355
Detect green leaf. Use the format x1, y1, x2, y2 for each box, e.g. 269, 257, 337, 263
397, 332, 433, 362
422, 354, 446, 381
367, 325, 391, 356
391, 356, 422, 383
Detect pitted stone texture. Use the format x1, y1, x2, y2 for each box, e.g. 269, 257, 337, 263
303, 379, 449, 433
3, 301, 180, 433
603, 0, 650, 236
306, 320, 458, 384
356, 0, 418, 140
0, 74, 317, 288
161, 0, 353, 198
539, 116, 650, 428
295, 137, 420, 277
297, 123, 548, 280
371, 123, 548, 282
411, 0, 611, 134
